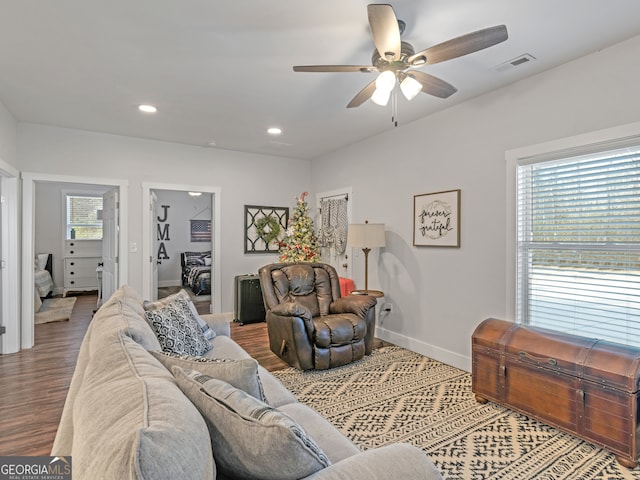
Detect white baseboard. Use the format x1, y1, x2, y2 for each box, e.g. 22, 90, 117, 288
376, 325, 472, 373
158, 279, 182, 288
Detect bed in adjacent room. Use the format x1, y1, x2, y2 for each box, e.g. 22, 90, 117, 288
35, 253, 54, 298
180, 251, 211, 296
34, 253, 54, 313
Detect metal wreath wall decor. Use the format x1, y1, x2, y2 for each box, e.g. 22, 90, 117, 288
244, 205, 289, 254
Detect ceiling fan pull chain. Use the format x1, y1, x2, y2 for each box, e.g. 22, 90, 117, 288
391, 89, 398, 127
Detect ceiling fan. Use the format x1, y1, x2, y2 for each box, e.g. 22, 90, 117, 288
293, 4, 508, 108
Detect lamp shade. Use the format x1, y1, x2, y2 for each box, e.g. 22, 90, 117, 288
347, 223, 386, 249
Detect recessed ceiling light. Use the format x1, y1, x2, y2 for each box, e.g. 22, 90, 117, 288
267, 127, 282, 135
206, 141, 217, 147
138, 104, 157, 113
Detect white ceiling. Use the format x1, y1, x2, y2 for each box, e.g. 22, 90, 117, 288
1, 1, 640, 160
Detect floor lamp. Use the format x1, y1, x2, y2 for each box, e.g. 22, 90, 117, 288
347, 221, 386, 296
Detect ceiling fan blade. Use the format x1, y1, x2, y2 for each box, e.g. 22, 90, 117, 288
367, 4, 401, 61
409, 25, 508, 66
347, 80, 377, 108
408, 71, 457, 99
293, 65, 376, 73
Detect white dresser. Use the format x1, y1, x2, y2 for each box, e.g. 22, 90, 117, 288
64, 239, 102, 296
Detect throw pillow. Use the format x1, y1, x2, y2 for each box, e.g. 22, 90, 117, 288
144, 290, 215, 340
151, 351, 266, 402
173, 367, 330, 480
144, 295, 211, 356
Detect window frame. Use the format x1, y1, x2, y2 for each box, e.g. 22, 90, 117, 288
63, 190, 104, 241
506, 122, 640, 343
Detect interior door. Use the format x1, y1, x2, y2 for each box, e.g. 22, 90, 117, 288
150, 191, 158, 301
101, 187, 119, 303
316, 190, 352, 280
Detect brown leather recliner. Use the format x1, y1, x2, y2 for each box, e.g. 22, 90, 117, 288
258, 263, 377, 371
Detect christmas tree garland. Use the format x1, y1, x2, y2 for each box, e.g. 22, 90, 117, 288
279, 192, 321, 263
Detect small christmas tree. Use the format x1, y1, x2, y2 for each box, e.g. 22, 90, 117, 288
279, 192, 321, 263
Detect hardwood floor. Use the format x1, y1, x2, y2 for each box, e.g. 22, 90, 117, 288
0, 294, 385, 457
0, 293, 95, 457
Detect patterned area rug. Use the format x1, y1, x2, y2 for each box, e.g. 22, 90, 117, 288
272, 346, 640, 480
35, 297, 77, 324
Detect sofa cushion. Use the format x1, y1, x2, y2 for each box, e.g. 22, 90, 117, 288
173, 367, 330, 480
144, 294, 211, 356
144, 290, 215, 340
204, 334, 253, 360
151, 351, 266, 402
278, 402, 360, 464
257, 365, 298, 408
71, 331, 215, 480
89, 285, 162, 352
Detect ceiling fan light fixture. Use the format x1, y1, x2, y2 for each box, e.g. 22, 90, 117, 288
375, 70, 396, 92
400, 75, 422, 100
371, 87, 392, 106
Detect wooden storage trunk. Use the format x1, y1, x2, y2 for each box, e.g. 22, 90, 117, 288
472, 318, 640, 468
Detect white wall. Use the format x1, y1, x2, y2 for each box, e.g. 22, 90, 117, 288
18, 125, 311, 312
0, 100, 18, 166
311, 35, 640, 370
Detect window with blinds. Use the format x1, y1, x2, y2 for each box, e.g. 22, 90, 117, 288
516, 145, 640, 346
66, 194, 103, 240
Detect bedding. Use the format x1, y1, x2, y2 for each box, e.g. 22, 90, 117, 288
35, 253, 54, 298
181, 251, 211, 296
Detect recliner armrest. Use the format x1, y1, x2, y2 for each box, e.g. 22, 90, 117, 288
330, 295, 377, 318
304, 443, 443, 480
271, 301, 313, 321
269, 302, 315, 338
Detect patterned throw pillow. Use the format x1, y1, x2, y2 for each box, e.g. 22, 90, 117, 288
144, 296, 211, 356
184, 251, 211, 266
151, 351, 266, 402
144, 290, 215, 340
173, 367, 330, 480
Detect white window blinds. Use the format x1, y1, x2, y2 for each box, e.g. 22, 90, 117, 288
516, 146, 640, 346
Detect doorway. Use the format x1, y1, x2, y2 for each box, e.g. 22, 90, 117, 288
316, 188, 353, 279
141, 183, 221, 314
0, 159, 19, 354
22, 172, 128, 350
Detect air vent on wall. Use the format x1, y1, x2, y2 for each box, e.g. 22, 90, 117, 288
495, 54, 536, 72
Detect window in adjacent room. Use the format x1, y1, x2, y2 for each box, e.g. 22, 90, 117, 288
516, 144, 640, 346
66, 194, 103, 240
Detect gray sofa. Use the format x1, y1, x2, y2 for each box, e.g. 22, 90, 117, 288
52, 286, 443, 479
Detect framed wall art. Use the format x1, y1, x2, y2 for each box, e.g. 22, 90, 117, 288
413, 189, 461, 247
190, 219, 211, 242
244, 205, 289, 254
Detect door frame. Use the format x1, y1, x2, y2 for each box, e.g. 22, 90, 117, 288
315, 187, 353, 279
0, 159, 19, 354
22, 172, 128, 349
141, 182, 221, 314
